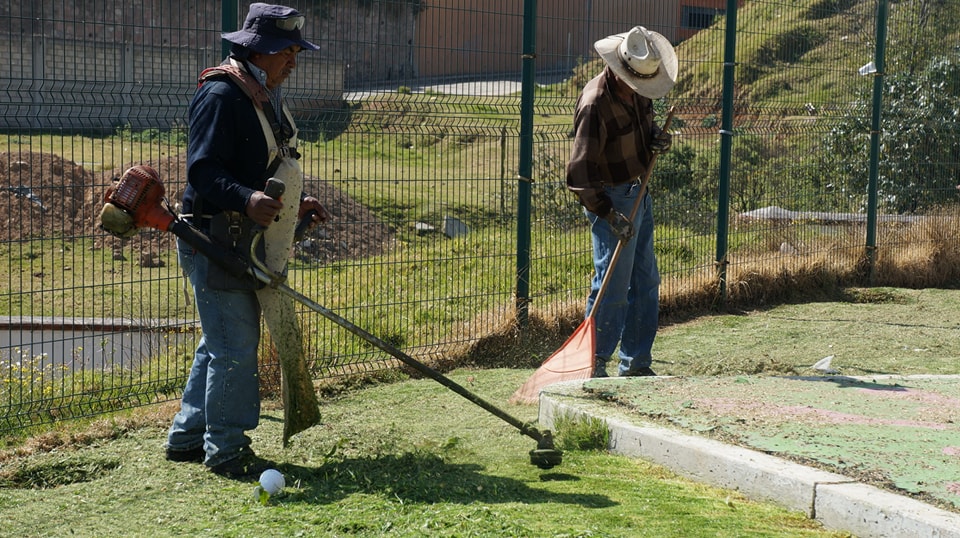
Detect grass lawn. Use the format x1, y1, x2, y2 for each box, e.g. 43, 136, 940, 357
0, 367, 844, 537
7, 287, 957, 535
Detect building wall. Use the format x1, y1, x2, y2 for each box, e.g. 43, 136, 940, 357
676, 0, 740, 41
414, 0, 682, 79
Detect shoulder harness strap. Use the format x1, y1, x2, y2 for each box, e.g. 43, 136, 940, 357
198, 62, 295, 152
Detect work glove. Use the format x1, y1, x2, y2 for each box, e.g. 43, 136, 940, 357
650, 130, 672, 154
604, 210, 635, 242
593, 196, 613, 221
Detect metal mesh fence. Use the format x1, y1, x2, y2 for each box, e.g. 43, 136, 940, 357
2, 0, 959, 434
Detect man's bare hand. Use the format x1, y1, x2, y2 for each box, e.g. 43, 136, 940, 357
299, 196, 330, 225
246, 190, 283, 227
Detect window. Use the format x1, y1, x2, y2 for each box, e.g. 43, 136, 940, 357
682, 6, 724, 30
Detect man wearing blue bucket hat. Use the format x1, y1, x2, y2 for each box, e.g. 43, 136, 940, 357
221, 2, 321, 56
164, 3, 327, 479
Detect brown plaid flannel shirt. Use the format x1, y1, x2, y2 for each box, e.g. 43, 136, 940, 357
566, 66, 656, 216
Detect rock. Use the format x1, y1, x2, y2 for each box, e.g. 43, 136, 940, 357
139, 250, 164, 267
442, 215, 468, 238
414, 221, 435, 234
779, 242, 797, 255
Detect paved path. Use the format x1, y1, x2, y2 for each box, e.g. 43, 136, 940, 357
537, 375, 960, 538
344, 73, 568, 100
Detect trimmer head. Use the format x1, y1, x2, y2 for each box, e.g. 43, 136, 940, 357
528, 430, 563, 469
529, 448, 563, 469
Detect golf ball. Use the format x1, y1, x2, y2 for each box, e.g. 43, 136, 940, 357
258, 469, 285, 495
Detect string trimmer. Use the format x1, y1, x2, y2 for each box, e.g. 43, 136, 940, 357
99, 165, 563, 469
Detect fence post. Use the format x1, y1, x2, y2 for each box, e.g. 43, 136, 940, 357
222, 0, 239, 59
715, 0, 739, 306
865, 0, 889, 282
515, 0, 537, 327
30, 34, 44, 130
120, 44, 134, 127
500, 126, 508, 215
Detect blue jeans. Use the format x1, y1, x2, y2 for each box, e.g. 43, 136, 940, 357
166, 238, 262, 467
585, 182, 660, 376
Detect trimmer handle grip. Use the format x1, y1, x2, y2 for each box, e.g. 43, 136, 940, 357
294, 209, 319, 242
263, 178, 286, 224
264, 178, 285, 200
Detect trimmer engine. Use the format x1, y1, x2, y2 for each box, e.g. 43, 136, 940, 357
99, 164, 176, 238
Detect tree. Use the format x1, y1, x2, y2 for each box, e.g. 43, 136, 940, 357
821, 50, 960, 214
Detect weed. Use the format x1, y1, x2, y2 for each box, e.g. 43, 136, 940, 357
553, 413, 610, 451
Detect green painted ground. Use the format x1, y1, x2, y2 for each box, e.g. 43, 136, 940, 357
579, 374, 960, 511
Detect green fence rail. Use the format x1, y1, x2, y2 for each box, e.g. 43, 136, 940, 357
2, 0, 959, 434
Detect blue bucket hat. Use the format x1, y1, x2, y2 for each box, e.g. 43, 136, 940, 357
222, 3, 320, 55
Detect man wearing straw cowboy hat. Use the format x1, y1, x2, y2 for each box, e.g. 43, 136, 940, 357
566, 26, 677, 378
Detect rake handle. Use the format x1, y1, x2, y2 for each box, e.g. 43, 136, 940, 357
588, 107, 675, 318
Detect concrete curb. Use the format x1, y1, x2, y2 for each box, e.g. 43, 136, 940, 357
538, 380, 960, 538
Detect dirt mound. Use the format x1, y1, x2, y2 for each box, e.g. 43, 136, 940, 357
0, 151, 393, 265
0, 151, 96, 241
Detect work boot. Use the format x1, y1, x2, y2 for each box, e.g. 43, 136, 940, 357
622, 366, 657, 377
593, 357, 608, 378
209, 451, 275, 479
165, 445, 205, 464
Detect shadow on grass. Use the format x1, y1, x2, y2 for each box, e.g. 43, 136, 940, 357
277, 451, 616, 507
782, 375, 915, 391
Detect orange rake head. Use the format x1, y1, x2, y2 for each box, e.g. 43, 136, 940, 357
509, 317, 596, 405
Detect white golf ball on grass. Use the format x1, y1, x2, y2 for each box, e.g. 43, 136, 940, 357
253, 469, 285, 504
259, 469, 285, 494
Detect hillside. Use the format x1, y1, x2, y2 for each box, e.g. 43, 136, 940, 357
672, 0, 960, 113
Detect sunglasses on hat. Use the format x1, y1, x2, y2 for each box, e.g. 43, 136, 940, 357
261, 15, 304, 31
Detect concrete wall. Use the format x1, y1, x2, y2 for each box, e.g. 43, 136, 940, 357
0, 0, 356, 131
0, 0, 709, 130
0, 33, 344, 131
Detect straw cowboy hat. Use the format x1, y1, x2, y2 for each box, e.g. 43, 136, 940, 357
222, 3, 320, 55
595, 26, 678, 99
